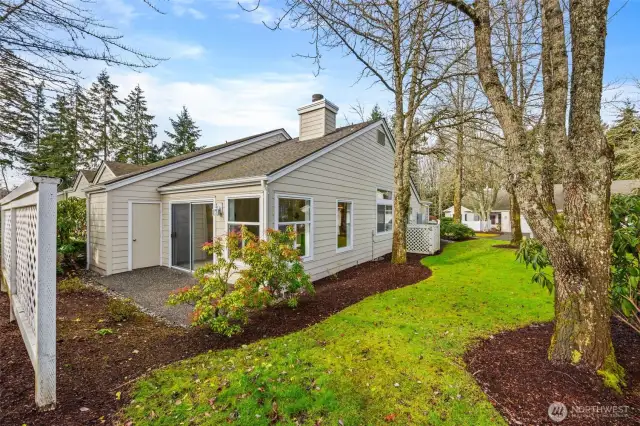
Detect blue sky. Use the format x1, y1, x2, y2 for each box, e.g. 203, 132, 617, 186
82, 0, 640, 147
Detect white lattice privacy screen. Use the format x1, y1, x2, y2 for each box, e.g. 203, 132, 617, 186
1, 177, 60, 410
406, 223, 441, 255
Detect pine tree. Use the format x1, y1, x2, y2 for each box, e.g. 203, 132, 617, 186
67, 84, 92, 170
118, 85, 157, 165
87, 70, 123, 164
162, 106, 202, 158
32, 95, 76, 187
607, 103, 640, 179
369, 104, 384, 121
17, 82, 47, 174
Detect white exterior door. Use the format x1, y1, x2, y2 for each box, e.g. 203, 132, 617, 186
132, 203, 161, 269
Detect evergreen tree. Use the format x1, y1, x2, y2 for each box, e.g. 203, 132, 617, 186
17, 82, 47, 174
118, 85, 157, 165
162, 106, 202, 158
32, 95, 76, 187
87, 70, 123, 164
369, 104, 384, 121
67, 84, 92, 170
607, 103, 640, 179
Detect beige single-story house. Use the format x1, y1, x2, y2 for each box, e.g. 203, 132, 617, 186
83, 95, 430, 280
445, 180, 640, 234
57, 169, 96, 201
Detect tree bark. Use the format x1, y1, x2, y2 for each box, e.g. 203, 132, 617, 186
453, 126, 463, 223
444, 0, 620, 379
508, 188, 522, 245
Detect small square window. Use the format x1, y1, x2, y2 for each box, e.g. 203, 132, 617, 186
377, 130, 386, 146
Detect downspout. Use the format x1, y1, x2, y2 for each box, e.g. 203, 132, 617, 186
86, 194, 91, 271
261, 179, 268, 239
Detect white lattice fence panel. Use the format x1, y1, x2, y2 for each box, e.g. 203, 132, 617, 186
1, 177, 59, 410
15, 205, 38, 333
406, 224, 440, 255
2, 209, 11, 278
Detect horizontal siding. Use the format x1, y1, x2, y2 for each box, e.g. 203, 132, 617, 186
96, 166, 115, 183
88, 192, 107, 272
299, 109, 325, 141
107, 134, 286, 274
269, 125, 421, 281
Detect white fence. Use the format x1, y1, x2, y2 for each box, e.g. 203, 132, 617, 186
1, 177, 59, 410
406, 223, 440, 255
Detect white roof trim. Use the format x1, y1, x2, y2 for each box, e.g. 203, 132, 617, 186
158, 176, 267, 194
297, 98, 339, 115
268, 121, 385, 183
99, 129, 290, 192
266, 119, 425, 203
93, 162, 111, 184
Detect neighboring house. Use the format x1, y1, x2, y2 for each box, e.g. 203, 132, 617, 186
57, 169, 97, 201
445, 180, 640, 234
83, 95, 430, 280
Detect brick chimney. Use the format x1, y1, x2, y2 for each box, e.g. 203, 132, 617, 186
297, 94, 339, 141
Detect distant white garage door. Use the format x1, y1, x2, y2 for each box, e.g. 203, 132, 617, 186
131, 202, 161, 270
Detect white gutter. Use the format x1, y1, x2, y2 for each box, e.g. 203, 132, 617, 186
158, 176, 267, 194
261, 179, 269, 239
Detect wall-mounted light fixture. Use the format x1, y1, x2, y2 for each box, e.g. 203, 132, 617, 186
214, 202, 224, 217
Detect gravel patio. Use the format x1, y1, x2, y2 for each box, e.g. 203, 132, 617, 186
96, 266, 197, 325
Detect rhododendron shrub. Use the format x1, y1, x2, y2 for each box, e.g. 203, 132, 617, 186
238, 226, 313, 308
168, 226, 313, 336
167, 232, 245, 336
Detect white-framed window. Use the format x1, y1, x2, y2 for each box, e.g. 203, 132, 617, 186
226, 195, 262, 248
336, 200, 354, 252
275, 194, 312, 259
376, 188, 393, 234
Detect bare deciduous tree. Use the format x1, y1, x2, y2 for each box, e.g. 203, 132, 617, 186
252, 0, 471, 263
445, 0, 621, 379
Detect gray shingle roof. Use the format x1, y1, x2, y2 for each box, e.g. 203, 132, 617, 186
98, 129, 286, 185
80, 169, 97, 182
104, 161, 148, 177
163, 121, 375, 188
491, 180, 640, 211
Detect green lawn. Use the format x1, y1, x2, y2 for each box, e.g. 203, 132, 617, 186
123, 239, 553, 425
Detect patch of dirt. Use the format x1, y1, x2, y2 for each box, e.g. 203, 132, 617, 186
0, 254, 430, 426
465, 321, 640, 425
493, 244, 519, 250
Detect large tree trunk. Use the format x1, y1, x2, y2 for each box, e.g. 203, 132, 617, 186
453, 127, 463, 223
508, 189, 522, 245
447, 0, 619, 379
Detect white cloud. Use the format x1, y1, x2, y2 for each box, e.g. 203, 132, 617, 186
100, 0, 139, 24
110, 71, 324, 145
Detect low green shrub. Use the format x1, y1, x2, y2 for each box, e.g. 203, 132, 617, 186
516, 194, 640, 334
107, 298, 140, 322
440, 217, 476, 241
57, 276, 85, 294
96, 328, 114, 336
168, 226, 313, 336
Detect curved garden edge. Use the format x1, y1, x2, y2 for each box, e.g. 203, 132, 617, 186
464, 320, 640, 425
0, 253, 432, 426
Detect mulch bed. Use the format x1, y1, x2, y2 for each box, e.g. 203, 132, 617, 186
0, 254, 430, 426
493, 244, 519, 250
465, 320, 640, 425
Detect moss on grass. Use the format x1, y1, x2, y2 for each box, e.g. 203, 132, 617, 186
122, 239, 553, 425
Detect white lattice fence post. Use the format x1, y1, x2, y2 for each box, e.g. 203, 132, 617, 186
1, 176, 59, 411
35, 178, 58, 410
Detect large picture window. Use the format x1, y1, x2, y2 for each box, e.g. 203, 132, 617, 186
227, 197, 260, 247
336, 200, 353, 252
376, 189, 393, 234
276, 195, 312, 258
